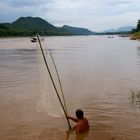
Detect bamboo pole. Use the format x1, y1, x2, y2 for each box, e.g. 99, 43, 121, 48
36, 33, 71, 129
49, 51, 68, 113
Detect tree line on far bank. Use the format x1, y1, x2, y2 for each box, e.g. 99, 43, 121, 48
0, 17, 94, 37
0, 23, 71, 36
132, 20, 140, 33
131, 20, 140, 40
0, 17, 140, 37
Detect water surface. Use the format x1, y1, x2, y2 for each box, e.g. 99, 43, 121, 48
0, 36, 140, 140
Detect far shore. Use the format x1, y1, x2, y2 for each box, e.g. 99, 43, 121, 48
130, 31, 140, 40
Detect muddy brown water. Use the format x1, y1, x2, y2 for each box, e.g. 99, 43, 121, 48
0, 36, 140, 140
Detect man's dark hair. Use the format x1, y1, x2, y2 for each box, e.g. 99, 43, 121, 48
76, 109, 84, 119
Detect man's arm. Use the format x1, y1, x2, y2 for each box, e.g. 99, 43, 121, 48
67, 115, 78, 122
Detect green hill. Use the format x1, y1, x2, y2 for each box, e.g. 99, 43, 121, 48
0, 17, 95, 36
9, 17, 56, 31
62, 25, 95, 35
0, 17, 71, 36
131, 19, 140, 40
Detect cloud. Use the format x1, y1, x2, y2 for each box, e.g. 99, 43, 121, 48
43, 0, 140, 31
105, 0, 132, 5
0, 0, 49, 7
0, 0, 51, 22
0, 2, 33, 22
0, 0, 140, 31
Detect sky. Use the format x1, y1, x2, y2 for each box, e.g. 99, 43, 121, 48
0, 0, 140, 31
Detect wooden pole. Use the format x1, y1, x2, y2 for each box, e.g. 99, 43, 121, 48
36, 33, 71, 129
49, 51, 68, 113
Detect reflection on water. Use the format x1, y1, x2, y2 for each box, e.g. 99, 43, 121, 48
136, 46, 140, 68
0, 36, 140, 140
65, 129, 90, 140
39, 128, 65, 140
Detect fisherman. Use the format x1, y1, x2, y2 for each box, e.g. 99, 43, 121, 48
67, 109, 89, 134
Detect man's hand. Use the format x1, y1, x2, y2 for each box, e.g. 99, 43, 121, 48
66, 115, 71, 119
66, 115, 78, 122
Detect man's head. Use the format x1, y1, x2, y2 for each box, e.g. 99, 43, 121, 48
76, 109, 84, 119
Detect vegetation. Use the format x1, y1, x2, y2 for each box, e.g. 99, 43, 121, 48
130, 31, 140, 40
132, 20, 140, 33
131, 20, 140, 40
62, 25, 95, 35
0, 17, 73, 37
130, 89, 140, 105
0, 17, 96, 37
0, 16, 139, 37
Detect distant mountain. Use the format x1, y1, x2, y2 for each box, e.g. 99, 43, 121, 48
62, 25, 96, 35
0, 17, 72, 36
9, 17, 56, 31
0, 17, 97, 36
104, 26, 135, 33
7, 17, 70, 34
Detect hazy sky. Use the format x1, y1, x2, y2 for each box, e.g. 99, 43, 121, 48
0, 0, 139, 31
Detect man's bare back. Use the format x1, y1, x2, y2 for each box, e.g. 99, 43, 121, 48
67, 109, 89, 134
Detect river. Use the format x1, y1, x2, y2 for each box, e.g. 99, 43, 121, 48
0, 36, 140, 140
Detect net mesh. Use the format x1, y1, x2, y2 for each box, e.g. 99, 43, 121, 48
36, 36, 66, 117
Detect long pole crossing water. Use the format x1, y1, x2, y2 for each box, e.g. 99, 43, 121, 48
36, 33, 71, 129
49, 51, 68, 114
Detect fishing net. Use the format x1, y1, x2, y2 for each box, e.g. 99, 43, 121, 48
36, 35, 67, 117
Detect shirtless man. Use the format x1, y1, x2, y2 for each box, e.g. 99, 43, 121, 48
67, 109, 89, 134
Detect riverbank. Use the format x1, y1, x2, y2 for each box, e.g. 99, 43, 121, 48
130, 31, 140, 40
